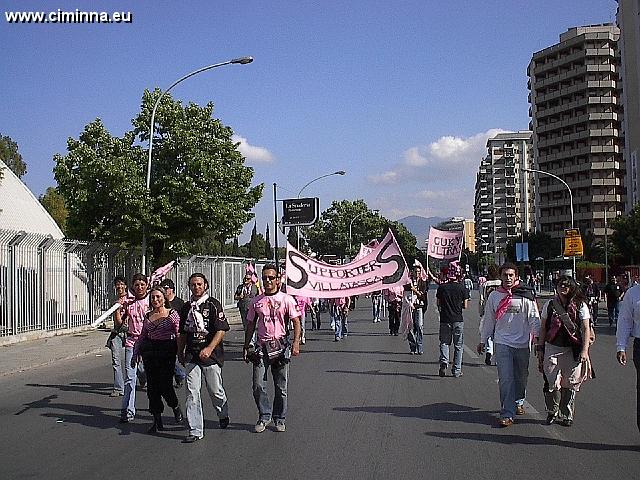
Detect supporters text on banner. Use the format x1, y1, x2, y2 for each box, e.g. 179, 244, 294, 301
426, 227, 464, 260
285, 230, 409, 298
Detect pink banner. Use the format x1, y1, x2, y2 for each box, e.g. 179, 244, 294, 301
286, 230, 409, 299
427, 227, 463, 260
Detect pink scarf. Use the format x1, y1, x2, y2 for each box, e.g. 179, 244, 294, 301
495, 282, 519, 321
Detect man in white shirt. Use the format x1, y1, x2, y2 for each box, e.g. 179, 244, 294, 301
477, 263, 540, 427
616, 283, 640, 433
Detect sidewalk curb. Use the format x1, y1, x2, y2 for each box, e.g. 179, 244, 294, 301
1, 346, 108, 377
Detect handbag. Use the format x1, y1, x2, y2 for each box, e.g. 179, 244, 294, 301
261, 337, 288, 365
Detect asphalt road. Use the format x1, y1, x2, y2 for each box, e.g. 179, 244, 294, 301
1, 293, 638, 480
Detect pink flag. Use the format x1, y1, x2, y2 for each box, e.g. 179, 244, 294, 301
426, 227, 464, 260
148, 261, 175, 286
285, 230, 410, 299
246, 262, 263, 294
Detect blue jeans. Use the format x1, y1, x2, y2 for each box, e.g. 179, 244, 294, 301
634, 338, 640, 432
174, 360, 186, 382
439, 322, 463, 374
494, 343, 530, 419
608, 302, 620, 324
109, 334, 125, 393
372, 296, 382, 321
252, 358, 289, 422
335, 311, 348, 339
121, 346, 146, 419
407, 308, 424, 354
185, 362, 229, 437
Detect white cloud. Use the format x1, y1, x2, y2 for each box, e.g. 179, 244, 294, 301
365, 128, 512, 219
429, 135, 471, 159
367, 170, 399, 185
232, 134, 274, 163
403, 128, 507, 168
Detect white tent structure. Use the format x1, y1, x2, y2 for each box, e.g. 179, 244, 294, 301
0, 160, 64, 238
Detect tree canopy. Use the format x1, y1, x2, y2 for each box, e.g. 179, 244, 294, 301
0, 134, 27, 179
304, 199, 417, 260
54, 89, 263, 266
39, 187, 68, 235
610, 203, 640, 264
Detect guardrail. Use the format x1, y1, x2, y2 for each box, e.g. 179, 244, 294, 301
0, 229, 269, 340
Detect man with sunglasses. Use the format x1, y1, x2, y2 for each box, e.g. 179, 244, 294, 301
243, 264, 301, 433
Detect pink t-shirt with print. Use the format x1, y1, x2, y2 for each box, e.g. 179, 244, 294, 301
247, 291, 299, 344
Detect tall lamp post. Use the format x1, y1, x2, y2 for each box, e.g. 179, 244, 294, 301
295, 171, 346, 249
141, 56, 254, 273
349, 209, 379, 255
523, 167, 575, 277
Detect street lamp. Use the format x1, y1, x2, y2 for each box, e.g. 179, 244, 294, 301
349, 209, 379, 255
295, 170, 346, 249
523, 167, 576, 277
141, 56, 254, 273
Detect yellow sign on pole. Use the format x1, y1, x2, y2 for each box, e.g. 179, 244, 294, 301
563, 228, 583, 257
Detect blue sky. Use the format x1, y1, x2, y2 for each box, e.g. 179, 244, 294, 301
1, 0, 618, 243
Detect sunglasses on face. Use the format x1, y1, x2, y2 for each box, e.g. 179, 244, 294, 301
262, 275, 278, 281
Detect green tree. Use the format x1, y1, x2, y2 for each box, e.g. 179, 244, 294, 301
54, 90, 263, 265
305, 199, 417, 259
264, 224, 273, 259
610, 204, 640, 264
247, 222, 265, 259
505, 231, 559, 263
39, 187, 68, 235
0, 134, 27, 179
287, 227, 298, 248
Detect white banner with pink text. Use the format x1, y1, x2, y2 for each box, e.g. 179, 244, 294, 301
285, 230, 410, 298
426, 227, 464, 260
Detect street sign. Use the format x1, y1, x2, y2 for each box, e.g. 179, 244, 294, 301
515, 242, 529, 262
563, 228, 583, 257
282, 197, 319, 227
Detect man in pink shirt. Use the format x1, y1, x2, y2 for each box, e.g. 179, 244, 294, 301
243, 264, 301, 433
120, 273, 149, 423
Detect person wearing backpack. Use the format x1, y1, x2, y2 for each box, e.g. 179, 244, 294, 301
536, 276, 593, 426
478, 265, 501, 366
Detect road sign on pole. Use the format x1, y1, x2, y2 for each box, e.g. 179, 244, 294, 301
563, 228, 584, 257
282, 197, 319, 227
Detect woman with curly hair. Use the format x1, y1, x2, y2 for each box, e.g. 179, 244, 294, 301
536, 275, 593, 426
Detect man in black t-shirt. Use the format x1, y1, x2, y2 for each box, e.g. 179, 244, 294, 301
160, 278, 187, 387
436, 266, 470, 377
177, 273, 230, 443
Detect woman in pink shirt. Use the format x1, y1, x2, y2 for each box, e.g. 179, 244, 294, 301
133, 286, 182, 433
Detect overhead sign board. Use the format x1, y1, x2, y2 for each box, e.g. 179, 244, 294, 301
282, 197, 319, 227
563, 228, 584, 257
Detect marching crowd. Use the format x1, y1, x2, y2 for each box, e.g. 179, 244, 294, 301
106, 260, 640, 442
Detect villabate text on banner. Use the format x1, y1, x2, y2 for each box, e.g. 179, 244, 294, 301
285, 230, 410, 299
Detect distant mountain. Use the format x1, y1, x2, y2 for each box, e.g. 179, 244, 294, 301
398, 215, 447, 246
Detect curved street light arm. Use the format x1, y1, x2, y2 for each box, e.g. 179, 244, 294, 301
297, 170, 346, 198
142, 56, 253, 272
523, 167, 576, 276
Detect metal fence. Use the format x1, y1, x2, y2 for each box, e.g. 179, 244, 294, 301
0, 229, 270, 340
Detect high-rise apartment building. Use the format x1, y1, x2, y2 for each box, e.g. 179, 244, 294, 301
528, 24, 625, 241
617, 1, 640, 211
474, 131, 535, 264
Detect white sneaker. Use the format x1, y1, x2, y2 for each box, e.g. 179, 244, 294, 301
301, 336, 306, 345
275, 421, 286, 432
255, 419, 271, 433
